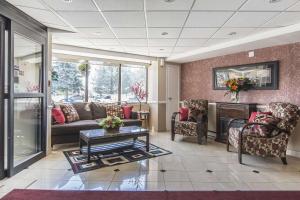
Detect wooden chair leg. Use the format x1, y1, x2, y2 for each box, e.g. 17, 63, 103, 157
171, 132, 175, 141
238, 150, 242, 164
281, 157, 287, 165
226, 140, 230, 152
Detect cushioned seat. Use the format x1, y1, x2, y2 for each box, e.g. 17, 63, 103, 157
52, 120, 100, 136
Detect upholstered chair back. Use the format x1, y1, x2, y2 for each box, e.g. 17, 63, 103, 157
183, 99, 208, 114
268, 102, 300, 134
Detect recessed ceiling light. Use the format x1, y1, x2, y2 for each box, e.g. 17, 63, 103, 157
164, 0, 175, 3
63, 0, 72, 3
269, 0, 281, 3
160, 48, 164, 51
228, 32, 237, 36
161, 32, 168, 36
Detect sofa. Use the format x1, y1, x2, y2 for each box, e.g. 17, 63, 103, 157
51, 102, 142, 147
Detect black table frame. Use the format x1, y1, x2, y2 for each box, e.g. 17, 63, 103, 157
79, 129, 150, 163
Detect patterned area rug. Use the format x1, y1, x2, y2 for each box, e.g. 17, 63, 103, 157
64, 140, 172, 174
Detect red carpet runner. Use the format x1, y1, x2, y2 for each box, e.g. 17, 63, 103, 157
2, 189, 300, 200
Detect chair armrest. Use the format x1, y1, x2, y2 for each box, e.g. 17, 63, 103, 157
172, 112, 180, 122
240, 122, 288, 137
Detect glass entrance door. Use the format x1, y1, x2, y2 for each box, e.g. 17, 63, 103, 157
7, 22, 47, 176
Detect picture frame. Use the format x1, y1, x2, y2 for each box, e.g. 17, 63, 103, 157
213, 61, 279, 90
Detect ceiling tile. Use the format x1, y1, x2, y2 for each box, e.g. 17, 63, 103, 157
193, 0, 246, 11
224, 12, 279, 27
53, 38, 93, 47
113, 28, 146, 38
148, 28, 181, 38
17, 6, 66, 26
148, 39, 176, 47
77, 27, 115, 38
89, 39, 120, 46
7, 0, 46, 9
119, 39, 148, 46
125, 46, 148, 54
204, 38, 231, 46
173, 46, 196, 53
95, 0, 143, 11
103, 12, 145, 27
264, 12, 300, 27
181, 28, 218, 38
58, 11, 106, 27
240, 0, 299, 11
185, 12, 234, 27
147, 12, 189, 27
146, 0, 194, 10
44, 0, 97, 11
288, 1, 300, 11
212, 27, 256, 38
176, 39, 207, 46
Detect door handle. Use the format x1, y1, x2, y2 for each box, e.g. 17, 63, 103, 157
168, 97, 172, 101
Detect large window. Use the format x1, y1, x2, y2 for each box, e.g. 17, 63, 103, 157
88, 63, 119, 103
121, 64, 147, 103
51, 61, 85, 103
51, 60, 147, 103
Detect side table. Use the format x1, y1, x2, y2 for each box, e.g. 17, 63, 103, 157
137, 111, 150, 129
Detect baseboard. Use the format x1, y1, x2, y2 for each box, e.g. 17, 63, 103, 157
287, 149, 300, 158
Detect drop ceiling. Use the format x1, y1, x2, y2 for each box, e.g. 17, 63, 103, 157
6, 0, 300, 62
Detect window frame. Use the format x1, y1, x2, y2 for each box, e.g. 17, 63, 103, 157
51, 60, 148, 104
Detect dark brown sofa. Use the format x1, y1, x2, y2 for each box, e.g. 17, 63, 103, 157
51, 102, 142, 147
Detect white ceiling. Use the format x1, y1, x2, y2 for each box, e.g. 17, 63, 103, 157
6, 0, 300, 61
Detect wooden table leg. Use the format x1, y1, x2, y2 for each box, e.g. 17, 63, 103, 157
79, 139, 83, 154
146, 134, 150, 152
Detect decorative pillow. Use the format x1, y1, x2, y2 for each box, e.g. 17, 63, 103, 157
249, 112, 272, 122
106, 104, 124, 118
60, 104, 80, 123
122, 105, 133, 119
72, 102, 93, 120
253, 113, 280, 137
51, 107, 65, 124
90, 102, 107, 119
179, 107, 189, 121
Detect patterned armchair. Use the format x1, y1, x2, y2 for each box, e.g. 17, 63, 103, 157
171, 99, 208, 144
227, 102, 300, 165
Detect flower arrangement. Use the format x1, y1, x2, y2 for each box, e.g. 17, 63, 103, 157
224, 77, 252, 102
131, 82, 147, 111
99, 116, 124, 131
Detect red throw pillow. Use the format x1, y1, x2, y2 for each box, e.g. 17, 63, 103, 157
52, 107, 65, 124
122, 105, 133, 119
249, 112, 272, 122
179, 107, 189, 121
252, 113, 280, 137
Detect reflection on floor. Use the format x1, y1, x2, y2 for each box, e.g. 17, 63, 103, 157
1, 132, 300, 198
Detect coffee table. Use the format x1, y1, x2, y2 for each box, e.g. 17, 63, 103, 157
79, 126, 150, 162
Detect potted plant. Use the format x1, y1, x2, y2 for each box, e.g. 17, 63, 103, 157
99, 116, 124, 133
131, 82, 147, 111
224, 77, 252, 103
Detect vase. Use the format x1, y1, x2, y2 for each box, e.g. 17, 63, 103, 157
230, 92, 239, 103
139, 102, 142, 111
105, 127, 120, 133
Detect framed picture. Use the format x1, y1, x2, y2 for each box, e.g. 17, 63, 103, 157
213, 61, 279, 90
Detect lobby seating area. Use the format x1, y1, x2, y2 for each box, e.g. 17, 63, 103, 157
1, 0, 300, 199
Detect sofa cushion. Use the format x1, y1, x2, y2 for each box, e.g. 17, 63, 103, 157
60, 104, 80, 123
72, 102, 93, 120
90, 102, 107, 119
52, 107, 65, 124
52, 120, 100, 136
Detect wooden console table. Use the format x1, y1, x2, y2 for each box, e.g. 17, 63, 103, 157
216, 102, 257, 143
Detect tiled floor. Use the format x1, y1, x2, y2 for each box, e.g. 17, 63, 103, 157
1, 132, 300, 197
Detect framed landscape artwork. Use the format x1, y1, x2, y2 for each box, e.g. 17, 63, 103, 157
213, 61, 279, 90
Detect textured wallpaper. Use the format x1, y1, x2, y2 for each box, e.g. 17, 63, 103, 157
181, 43, 300, 106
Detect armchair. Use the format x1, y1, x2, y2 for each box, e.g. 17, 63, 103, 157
227, 102, 300, 165
171, 99, 208, 144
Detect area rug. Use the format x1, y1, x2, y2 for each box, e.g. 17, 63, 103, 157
3, 189, 300, 200
63, 140, 171, 173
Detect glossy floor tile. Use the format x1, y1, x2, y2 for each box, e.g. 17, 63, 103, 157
0, 132, 300, 196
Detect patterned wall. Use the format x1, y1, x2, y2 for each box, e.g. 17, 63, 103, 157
181, 43, 300, 106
